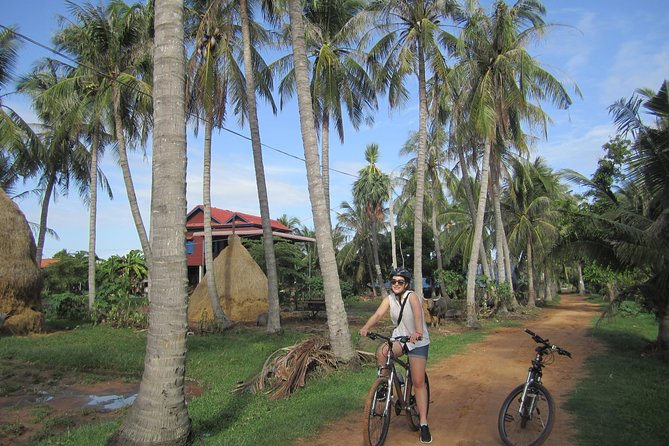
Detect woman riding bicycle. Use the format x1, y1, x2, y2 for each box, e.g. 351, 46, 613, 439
359, 268, 432, 444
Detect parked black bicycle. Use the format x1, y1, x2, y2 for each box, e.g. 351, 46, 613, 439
363, 332, 430, 446
498, 329, 572, 446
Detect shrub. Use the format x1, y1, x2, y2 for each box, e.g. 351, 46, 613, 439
44, 292, 88, 322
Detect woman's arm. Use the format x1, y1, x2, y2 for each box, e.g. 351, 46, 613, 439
408, 292, 424, 343
359, 298, 390, 337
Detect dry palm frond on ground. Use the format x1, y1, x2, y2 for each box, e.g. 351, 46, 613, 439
234, 335, 375, 399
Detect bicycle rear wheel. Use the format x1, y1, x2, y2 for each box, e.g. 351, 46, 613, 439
498, 382, 555, 446
405, 372, 430, 431
363, 378, 392, 446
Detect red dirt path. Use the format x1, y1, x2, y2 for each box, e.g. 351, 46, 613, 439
297, 295, 604, 446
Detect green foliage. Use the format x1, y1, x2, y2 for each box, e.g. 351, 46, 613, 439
243, 238, 311, 304
92, 294, 148, 329
93, 250, 149, 328
339, 280, 354, 300
44, 292, 88, 322
496, 282, 514, 307
41, 250, 89, 297
434, 269, 465, 298
302, 275, 324, 300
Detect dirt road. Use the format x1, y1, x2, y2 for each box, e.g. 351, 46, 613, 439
298, 295, 604, 446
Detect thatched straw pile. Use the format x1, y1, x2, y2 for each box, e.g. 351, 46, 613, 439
188, 234, 268, 325
0, 189, 44, 335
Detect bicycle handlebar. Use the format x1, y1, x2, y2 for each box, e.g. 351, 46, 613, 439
524, 328, 572, 358
366, 332, 411, 344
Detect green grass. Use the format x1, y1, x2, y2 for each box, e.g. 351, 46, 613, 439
0, 324, 146, 377
15, 300, 668, 446
564, 308, 669, 446
0, 319, 487, 446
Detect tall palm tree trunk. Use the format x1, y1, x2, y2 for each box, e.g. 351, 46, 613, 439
431, 185, 443, 272
465, 140, 492, 327
370, 218, 386, 296
112, 84, 152, 266
491, 169, 506, 284
108, 1, 191, 443
35, 171, 56, 265
389, 182, 397, 269
526, 239, 536, 307
203, 113, 232, 328
577, 262, 586, 295
88, 130, 100, 310
457, 150, 491, 276
413, 41, 428, 299
321, 111, 331, 220
287, 0, 354, 362
240, 0, 281, 333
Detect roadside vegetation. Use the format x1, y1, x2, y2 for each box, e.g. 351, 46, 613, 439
565, 297, 669, 446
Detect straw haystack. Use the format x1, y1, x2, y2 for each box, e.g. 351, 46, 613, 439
188, 234, 268, 325
0, 189, 44, 335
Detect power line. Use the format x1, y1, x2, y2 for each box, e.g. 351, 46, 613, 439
0, 24, 359, 180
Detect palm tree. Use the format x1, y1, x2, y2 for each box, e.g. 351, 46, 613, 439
353, 143, 389, 295
504, 157, 561, 307
16, 60, 98, 266
336, 199, 375, 294
400, 125, 450, 273
605, 81, 669, 349
274, 0, 377, 216
286, 0, 355, 362
365, 0, 460, 298
454, 0, 575, 325
0, 26, 38, 196
239, 0, 283, 333
185, 0, 239, 329
55, 0, 154, 265
108, 0, 191, 443
30, 60, 113, 310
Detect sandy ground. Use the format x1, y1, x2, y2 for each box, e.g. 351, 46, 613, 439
297, 295, 604, 446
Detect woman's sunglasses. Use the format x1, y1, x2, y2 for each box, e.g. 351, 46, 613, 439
390, 279, 406, 285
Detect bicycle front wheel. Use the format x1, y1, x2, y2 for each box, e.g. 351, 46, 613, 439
405, 372, 430, 431
363, 378, 392, 446
498, 382, 555, 446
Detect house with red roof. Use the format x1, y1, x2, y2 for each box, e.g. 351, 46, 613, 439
185, 206, 314, 285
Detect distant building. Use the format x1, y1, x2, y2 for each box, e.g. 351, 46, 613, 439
185, 206, 314, 285
40, 259, 59, 268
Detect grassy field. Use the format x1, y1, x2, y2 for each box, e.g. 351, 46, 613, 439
0, 299, 491, 446
563, 298, 669, 446
1, 296, 666, 445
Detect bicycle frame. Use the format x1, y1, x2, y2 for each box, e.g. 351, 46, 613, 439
376, 338, 412, 416
518, 349, 545, 418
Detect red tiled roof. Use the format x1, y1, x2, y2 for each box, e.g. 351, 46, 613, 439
186, 206, 291, 232
40, 258, 59, 268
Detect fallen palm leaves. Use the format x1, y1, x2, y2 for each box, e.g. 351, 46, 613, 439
233, 335, 375, 399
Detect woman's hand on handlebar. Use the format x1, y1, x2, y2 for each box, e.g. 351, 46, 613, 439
409, 331, 423, 344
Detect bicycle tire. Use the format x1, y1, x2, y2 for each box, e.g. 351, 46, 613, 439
363, 378, 392, 446
498, 382, 555, 446
405, 372, 430, 431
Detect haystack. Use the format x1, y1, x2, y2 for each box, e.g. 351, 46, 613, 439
188, 234, 268, 325
0, 189, 44, 335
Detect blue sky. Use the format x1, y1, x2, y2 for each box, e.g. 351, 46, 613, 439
3, 0, 668, 259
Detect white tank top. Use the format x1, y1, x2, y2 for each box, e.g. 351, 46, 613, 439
388, 291, 430, 351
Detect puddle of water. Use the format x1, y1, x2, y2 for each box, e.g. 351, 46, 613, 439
87, 393, 137, 410
35, 391, 54, 404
